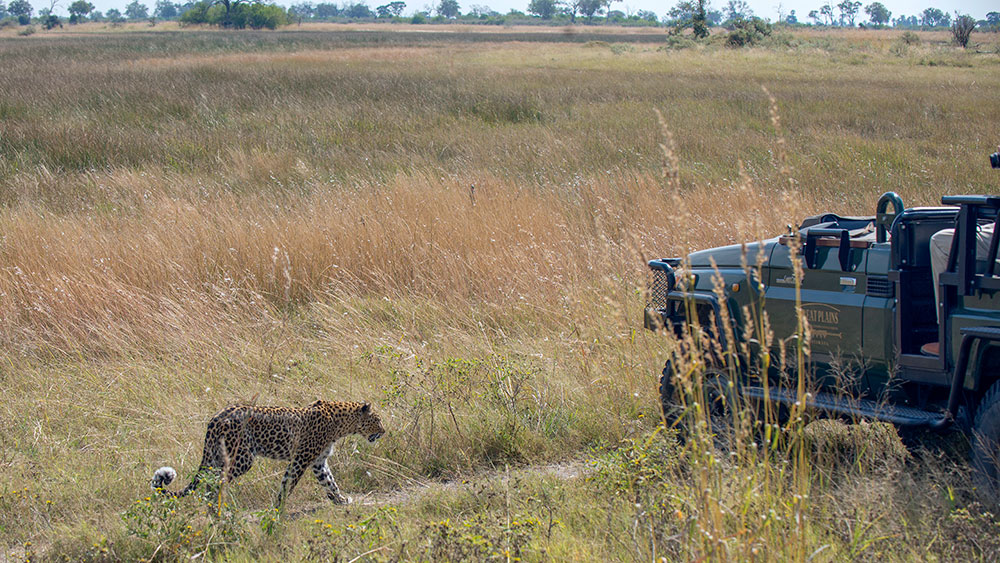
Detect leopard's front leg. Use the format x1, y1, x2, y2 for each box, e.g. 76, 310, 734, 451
312, 447, 349, 504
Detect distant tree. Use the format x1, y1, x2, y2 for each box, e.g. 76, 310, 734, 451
214, 0, 249, 26
527, 0, 556, 19
154, 0, 177, 17
723, 0, 750, 22
575, 0, 602, 21
635, 9, 657, 22
342, 2, 372, 17
288, 1, 314, 19
436, 0, 458, 18
105, 7, 123, 20
691, 0, 708, 36
836, 0, 859, 26
43, 12, 59, 25
386, 0, 404, 14
987, 12, 1000, 27
242, 3, 286, 28
177, 1, 207, 22
807, 9, 820, 24
600, 0, 619, 21
819, 2, 833, 25
39, 0, 59, 19
314, 2, 338, 17
863, 1, 888, 25
8, 0, 32, 20
0, 1, 8, 18
785, 9, 797, 24
124, 0, 148, 19
951, 14, 975, 47
920, 7, 946, 27
67, 0, 92, 21
668, 0, 708, 37
467, 4, 496, 17
375, 0, 403, 17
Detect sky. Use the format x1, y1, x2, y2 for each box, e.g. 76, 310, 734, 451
42, 0, 996, 23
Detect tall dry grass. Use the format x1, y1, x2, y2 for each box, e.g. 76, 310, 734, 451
2, 31, 997, 358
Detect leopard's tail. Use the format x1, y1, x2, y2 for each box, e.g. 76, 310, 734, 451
151, 466, 202, 497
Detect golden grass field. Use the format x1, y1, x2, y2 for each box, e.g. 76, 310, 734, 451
1, 24, 1000, 561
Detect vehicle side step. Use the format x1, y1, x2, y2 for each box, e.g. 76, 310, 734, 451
740, 386, 946, 427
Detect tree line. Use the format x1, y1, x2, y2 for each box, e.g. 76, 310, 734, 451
1, 0, 997, 34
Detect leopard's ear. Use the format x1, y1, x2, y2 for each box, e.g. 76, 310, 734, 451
361, 403, 371, 414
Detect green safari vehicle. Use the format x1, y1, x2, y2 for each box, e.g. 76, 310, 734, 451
646, 192, 1000, 495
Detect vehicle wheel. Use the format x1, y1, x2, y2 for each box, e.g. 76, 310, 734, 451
972, 379, 1000, 506
699, 368, 736, 436
659, 360, 681, 426
660, 360, 735, 438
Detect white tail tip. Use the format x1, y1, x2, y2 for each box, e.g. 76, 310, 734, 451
151, 466, 177, 490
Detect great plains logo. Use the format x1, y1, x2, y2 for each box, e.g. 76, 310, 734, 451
802, 303, 839, 325
801, 303, 841, 341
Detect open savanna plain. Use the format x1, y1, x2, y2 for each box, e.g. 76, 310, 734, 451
2, 25, 1000, 561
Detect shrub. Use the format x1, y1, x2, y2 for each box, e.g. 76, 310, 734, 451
181, 1, 286, 29
726, 17, 772, 48
123, 472, 246, 561
900, 30, 920, 45
660, 35, 696, 50
179, 0, 210, 24
951, 15, 976, 48
247, 4, 288, 29
238, 2, 287, 29
16, 22, 33, 33
889, 41, 909, 57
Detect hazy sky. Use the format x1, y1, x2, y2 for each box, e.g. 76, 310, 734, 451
46, 0, 995, 23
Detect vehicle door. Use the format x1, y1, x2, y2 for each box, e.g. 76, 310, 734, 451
765, 231, 869, 394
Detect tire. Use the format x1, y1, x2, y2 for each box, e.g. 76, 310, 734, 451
659, 360, 734, 438
659, 360, 681, 425
972, 379, 1000, 506
699, 368, 736, 436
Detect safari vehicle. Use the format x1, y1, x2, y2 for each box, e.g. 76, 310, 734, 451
645, 192, 1000, 493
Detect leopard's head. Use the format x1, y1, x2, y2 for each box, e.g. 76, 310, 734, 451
356, 403, 385, 443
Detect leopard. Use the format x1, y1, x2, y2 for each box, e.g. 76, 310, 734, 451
151, 400, 384, 507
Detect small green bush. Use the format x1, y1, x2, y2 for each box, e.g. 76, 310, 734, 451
240, 3, 287, 29
900, 30, 920, 45
660, 35, 696, 50
726, 17, 772, 48
123, 471, 245, 561
179, 0, 210, 24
